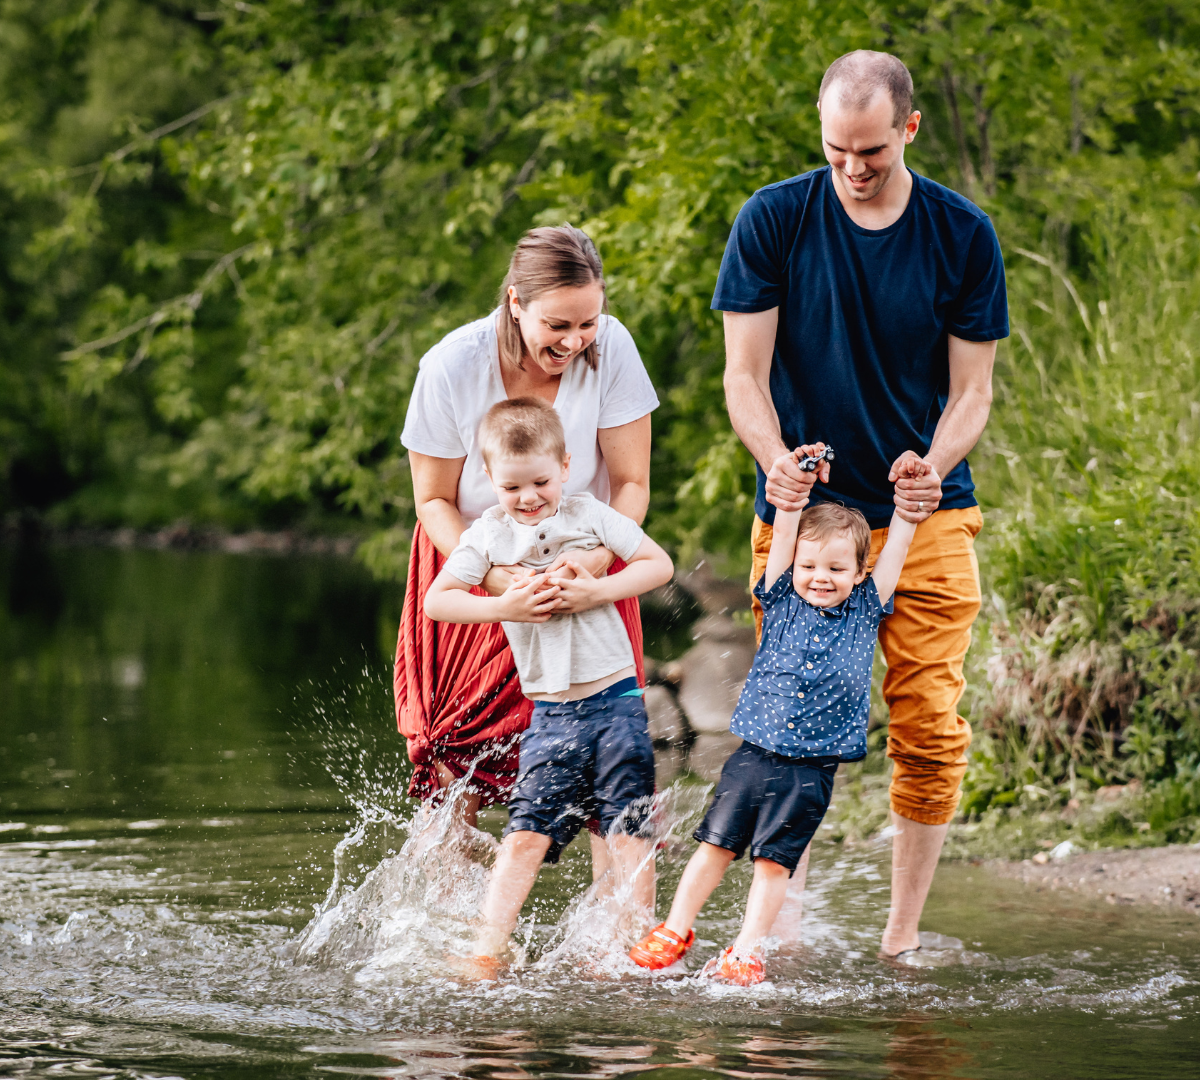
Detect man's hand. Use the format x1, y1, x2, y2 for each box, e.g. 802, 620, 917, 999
890, 450, 939, 523
495, 573, 561, 623
765, 442, 829, 512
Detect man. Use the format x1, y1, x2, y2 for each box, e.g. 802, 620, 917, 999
714, 50, 1008, 957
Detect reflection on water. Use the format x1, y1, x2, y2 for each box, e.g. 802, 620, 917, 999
1, 544, 1198, 1079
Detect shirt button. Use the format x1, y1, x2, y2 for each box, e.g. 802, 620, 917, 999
797, 692, 805, 699
813, 636, 820, 643
806, 662, 813, 669
787, 722, 795, 729
543, 548, 550, 554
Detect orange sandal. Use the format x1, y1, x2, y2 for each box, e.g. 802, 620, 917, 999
702, 945, 765, 986
629, 923, 695, 970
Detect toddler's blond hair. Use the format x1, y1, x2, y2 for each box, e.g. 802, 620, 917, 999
478, 397, 566, 468
798, 503, 871, 573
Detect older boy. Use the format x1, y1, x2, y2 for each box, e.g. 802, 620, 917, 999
424, 397, 674, 977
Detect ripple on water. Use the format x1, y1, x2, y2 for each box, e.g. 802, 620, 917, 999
2, 787, 1199, 1078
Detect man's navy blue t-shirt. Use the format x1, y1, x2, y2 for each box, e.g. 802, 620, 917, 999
712, 166, 1009, 528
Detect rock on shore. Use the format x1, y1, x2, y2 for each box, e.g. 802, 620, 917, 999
991, 845, 1200, 914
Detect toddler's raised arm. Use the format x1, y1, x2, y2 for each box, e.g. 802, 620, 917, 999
871, 451, 930, 605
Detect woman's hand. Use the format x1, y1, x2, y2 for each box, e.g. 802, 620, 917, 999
481, 564, 523, 597
495, 573, 561, 623
546, 561, 610, 614
545, 545, 614, 581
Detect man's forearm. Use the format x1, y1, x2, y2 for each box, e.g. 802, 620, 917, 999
724, 371, 790, 472
925, 387, 992, 479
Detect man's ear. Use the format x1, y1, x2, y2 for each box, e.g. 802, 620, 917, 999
561, 452, 571, 481
904, 110, 921, 144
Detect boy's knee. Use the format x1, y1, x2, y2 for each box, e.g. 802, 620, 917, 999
751, 856, 792, 878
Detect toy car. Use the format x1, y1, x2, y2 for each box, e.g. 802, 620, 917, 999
797, 444, 835, 472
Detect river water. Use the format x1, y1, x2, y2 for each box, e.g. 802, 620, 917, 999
2, 542, 1198, 1079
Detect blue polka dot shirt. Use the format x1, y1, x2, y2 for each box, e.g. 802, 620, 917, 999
729, 569, 893, 761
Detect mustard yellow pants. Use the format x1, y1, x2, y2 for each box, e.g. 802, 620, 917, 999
750, 506, 983, 825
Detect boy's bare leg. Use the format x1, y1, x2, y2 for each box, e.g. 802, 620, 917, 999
879, 811, 949, 956
663, 842, 736, 938
731, 858, 791, 954
768, 845, 810, 942
476, 830, 552, 957
435, 761, 482, 828
607, 834, 656, 914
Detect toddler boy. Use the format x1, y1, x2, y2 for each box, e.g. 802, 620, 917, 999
628, 443, 928, 984
424, 396, 674, 977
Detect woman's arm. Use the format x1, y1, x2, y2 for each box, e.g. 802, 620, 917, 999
597, 414, 652, 524
409, 451, 521, 597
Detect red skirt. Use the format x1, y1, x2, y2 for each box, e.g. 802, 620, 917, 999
393, 522, 646, 806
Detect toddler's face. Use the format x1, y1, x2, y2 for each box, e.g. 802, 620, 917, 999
792, 531, 867, 607
486, 452, 569, 526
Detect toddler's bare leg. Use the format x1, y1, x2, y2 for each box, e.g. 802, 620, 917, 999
663, 842, 736, 938
476, 830, 552, 957
732, 857, 791, 954
768, 845, 810, 942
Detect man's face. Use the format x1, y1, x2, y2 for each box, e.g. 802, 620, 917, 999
819, 87, 919, 203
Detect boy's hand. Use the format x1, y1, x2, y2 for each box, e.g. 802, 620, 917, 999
889, 450, 939, 522
545, 560, 608, 614
765, 441, 829, 511
496, 573, 561, 623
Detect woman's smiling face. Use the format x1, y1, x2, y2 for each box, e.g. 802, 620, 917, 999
509, 283, 604, 378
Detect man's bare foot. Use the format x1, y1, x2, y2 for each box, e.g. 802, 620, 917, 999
878, 931, 921, 958
450, 954, 507, 982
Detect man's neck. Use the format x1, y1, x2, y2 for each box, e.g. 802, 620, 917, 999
830, 163, 913, 231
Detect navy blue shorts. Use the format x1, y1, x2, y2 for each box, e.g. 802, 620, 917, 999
693, 740, 838, 874
505, 677, 655, 863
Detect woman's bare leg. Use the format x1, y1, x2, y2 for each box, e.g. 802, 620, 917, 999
435, 761, 482, 828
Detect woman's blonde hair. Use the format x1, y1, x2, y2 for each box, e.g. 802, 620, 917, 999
496, 225, 607, 372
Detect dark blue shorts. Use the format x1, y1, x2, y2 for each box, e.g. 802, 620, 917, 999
693, 740, 838, 874
505, 677, 655, 863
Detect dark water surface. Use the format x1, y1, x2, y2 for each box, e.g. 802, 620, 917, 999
2, 543, 1198, 1079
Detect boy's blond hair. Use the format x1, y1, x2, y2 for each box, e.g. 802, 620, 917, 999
478, 397, 567, 468
798, 503, 871, 573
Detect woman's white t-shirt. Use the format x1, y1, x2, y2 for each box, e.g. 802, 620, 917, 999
401, 310, 659, 523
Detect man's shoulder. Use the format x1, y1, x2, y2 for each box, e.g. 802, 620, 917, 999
749, 167, 828, 210
912, 172, 993, 227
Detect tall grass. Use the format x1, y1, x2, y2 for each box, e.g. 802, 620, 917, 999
963, 195, 1200, 830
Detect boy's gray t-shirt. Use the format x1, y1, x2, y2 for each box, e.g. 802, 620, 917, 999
443, 493, 645, 696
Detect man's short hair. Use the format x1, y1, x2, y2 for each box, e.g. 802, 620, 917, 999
818, 50, 914, 130
478, 397, 567, 468
797, 502, 872, 573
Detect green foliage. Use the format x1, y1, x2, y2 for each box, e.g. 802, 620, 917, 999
5, 1, 1200, 812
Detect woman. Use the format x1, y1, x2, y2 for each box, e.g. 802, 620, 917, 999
394, 225, 658, 827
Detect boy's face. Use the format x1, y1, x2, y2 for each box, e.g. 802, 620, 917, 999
486, 452, 570, 526
792, 532, 867, 607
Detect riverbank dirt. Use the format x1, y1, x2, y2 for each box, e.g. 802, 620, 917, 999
990, 845, 1200, 915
